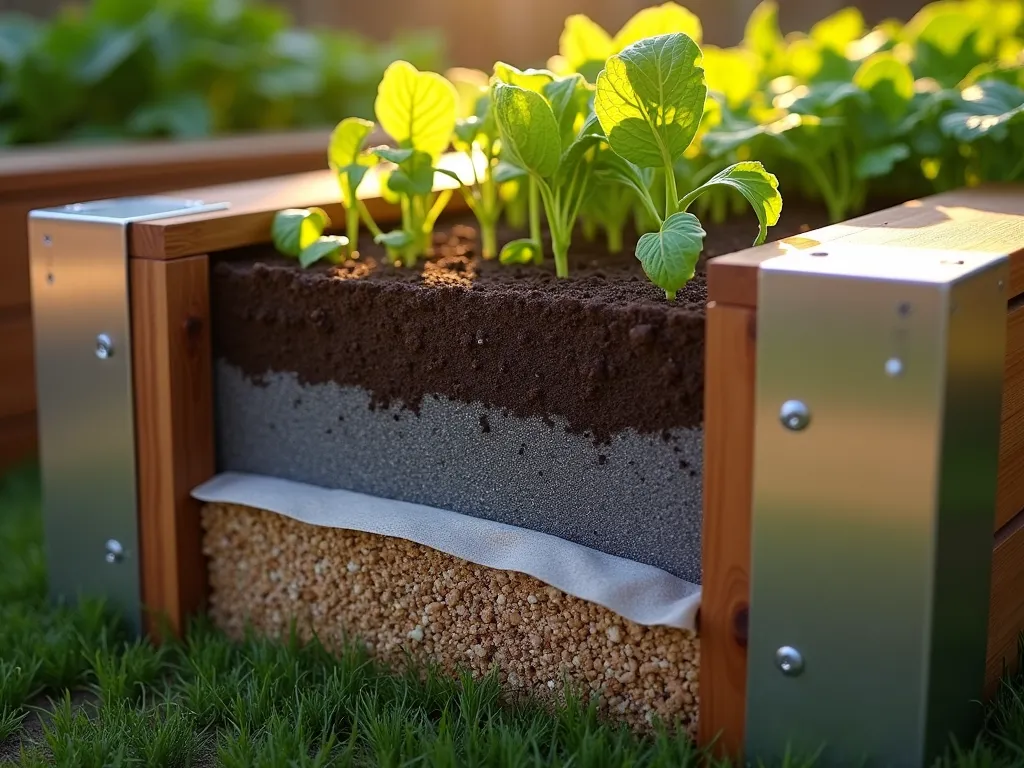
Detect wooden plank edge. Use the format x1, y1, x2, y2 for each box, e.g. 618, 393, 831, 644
0, 129, 341, 197
131, 255, 215, 638
128, 152, 478, 260
987, 507, 1024, 694
698, 300, 756, 760
708, 184, 1024, 308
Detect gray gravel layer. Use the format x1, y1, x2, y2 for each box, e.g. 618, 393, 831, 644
214, 361, 704, 583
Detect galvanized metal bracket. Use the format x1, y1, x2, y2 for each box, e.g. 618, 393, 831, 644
745, 243, 1009, 767
28, 196, 229, 635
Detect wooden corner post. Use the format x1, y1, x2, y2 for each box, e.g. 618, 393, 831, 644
28, 196, 222, 638
700, 186, 1024, 766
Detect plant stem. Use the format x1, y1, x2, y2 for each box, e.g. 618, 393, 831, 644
529, 178, 543, 261
663, 161, 680, 218
345, 204, 359, 256
356, 199, 383, 239
799, 155, 845, 223
606, 223, 624, 254
480, 219, 498, 260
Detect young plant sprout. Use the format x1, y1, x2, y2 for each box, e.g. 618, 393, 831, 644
363, 60, 459, 267
271, 207, 349, 268
446, 69, 513, 260
327, 117, 376, 258
593, 32, 782, 299
491, 71, 600, 275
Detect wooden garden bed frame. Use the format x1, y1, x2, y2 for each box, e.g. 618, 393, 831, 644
0, 128, 333, 470
28, 164, 1024, 762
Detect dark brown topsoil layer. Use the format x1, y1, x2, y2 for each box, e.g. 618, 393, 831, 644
212, 204, 832, 440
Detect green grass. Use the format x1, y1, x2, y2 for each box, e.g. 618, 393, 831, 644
1, 463, 1022, 767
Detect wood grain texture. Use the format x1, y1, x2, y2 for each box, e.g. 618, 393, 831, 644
0, 129, 333, 197
998, 304, 1024, 530
128, 153, 478, 259
708, 185, 1024, 308
698, 301, 757, 760
131, 256, 215, 638
987, 510, 1024, 693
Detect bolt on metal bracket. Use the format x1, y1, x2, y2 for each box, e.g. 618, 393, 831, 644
29, 196, 229, 635
746, 243, 1009, 767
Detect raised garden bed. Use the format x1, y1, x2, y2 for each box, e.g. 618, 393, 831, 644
26, 2, 1024, 764
0, 128, 334, 470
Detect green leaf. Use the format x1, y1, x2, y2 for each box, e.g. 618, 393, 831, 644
492, 62, 554, 92
635, 211, 705, 300
453, 117, 482, 149
558, 14, 613, 79
556, 130, 604, 186
299, 236, 348, 268
940, 80, 1024, 142
328, 117, 375, 207
492, 82, 562, 178
272, 208, 331, 258
594, 33, 707, 168
744, 1, 784, 63
386, 150, 436, 196
613, 3, 703, 49
374, 59, 457, 159
855, 144, 910, 178
853, 52, 914, 121
809, 7, 864, 52
702, 45, 759, 108
499, 238, 541, 265
493, 160, 528, 183
372, 146, 417, 164
375, 230, 414, 250
542, 74, 587, 149
678, 162, 782, 246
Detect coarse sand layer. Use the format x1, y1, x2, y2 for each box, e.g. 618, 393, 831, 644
202, 502, 700, 734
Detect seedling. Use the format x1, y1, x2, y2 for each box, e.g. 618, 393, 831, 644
594, 32, 782, 299
491, 72, 602, 276
327, 117, 376, 258
446, 69, 518, 259
271, 208, 349, 268
364, 60, 459, 267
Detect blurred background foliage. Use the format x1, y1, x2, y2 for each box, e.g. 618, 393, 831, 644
0, 0, 443, 146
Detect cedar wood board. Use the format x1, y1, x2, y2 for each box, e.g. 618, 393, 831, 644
123, 167, 1024, 755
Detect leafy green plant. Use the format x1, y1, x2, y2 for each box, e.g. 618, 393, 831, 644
491, 72, 602, 275
363, 60, 459, 267
446, 68, 514, 260
271, 208, 348, 268
594, 33, 782, 299
327, 117, 376, 259
0, 0, 443, 147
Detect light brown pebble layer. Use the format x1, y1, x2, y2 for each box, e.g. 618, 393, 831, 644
201, 502, 700, 735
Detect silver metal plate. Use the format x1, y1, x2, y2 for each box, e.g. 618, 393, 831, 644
28, 196, 228, 635
745, 244, 1008, 767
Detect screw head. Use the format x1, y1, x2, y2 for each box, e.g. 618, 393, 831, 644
104, 539, 124, 564
779, 400, 810, 431
775, 646, 805, 676
885, 357, 904, 377
95, 334, 114, 360
43, 235, 53, 246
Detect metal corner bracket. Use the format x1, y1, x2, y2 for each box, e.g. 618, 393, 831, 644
28, 196, 229, 635
745, 243, 1009, 767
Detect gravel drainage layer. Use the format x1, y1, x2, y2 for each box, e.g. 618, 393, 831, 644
202, 502, 701, 734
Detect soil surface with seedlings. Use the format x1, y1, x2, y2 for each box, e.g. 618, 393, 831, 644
212, 204, 832, 440
203, 502, 701, 735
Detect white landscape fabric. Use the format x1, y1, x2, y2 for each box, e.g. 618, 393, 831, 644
192, 472, 701, 631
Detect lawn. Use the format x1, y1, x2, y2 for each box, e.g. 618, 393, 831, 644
0, 463, 1022, 767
